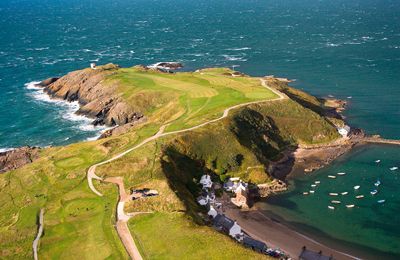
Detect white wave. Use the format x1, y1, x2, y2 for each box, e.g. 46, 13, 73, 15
225, 47, 251, 51
25, 81, 109, 137
326, 43, 341, 47
222, 54, 247, 61
0, 148, 14, 153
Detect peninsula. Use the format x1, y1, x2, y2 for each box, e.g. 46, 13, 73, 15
0, 64, 382, 259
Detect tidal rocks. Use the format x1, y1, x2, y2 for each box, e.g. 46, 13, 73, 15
0, 146, 40, 173
39, 63, 144, 129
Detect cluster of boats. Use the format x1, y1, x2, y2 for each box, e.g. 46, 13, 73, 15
302, 160, 398, 210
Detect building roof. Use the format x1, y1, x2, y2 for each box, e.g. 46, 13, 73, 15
299, 248, 332, 260
243, 235, 267, 250
213, 214, 235, 231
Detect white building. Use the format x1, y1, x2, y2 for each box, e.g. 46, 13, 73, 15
90, 63, 97, 70
207, 205, 218, 219
197, 195, 209, 206
338, 125, 351, 137
229, 221, 243, 238
200, 174, 212, 189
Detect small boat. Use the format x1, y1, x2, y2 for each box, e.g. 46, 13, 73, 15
309, 190, 315, 194
375, 159, 381, 163
346, 204, 355, 208
390, 167, 398, 171
311, 184, 317, 187
337, 172, 346, 176
331, 200, 341, 204
328, 206, 335, 210
356, 195, 364, 199
370, 190, 378, 195
377, 199, 385, 204
374, 180, 381, 187
347, 96, 352, 99
329, 193, 339, 196
303, 192, 309, 195
328, 175, 337, 179
354, 185, 361, 190
341, 192, 348, 195
315, 181, 321, 184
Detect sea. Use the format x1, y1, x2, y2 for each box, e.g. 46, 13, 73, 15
0, 0, 399, 258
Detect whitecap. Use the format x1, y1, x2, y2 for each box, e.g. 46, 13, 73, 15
222, 54, 247, 61
225, 47, 251, 51
0, 148, 14, 153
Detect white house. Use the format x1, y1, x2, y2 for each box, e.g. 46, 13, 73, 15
197, 195, 209, 206
229, 221, 243, 238
200, 174, 212, 189
234, 182, 247, 194
90, 63, 97, 70
207, 205, 218, 218
338, 125, 351, 137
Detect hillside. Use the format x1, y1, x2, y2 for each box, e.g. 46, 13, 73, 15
0, 65, 341, 259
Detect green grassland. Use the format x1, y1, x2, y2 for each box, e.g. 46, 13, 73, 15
106, 67, 278, 131
0, 67, 340, 259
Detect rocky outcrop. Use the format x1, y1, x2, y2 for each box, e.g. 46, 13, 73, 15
39, 63, 145, 131
257, 180, 288, 198
0, 146, 40, 173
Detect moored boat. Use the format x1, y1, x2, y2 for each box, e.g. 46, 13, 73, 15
328, 175, 336, 179
315, 181, 321, 184
303, 192, 309, 195
356, 195, 364, 199
374, 180, 381, 187
354, 185, 360, 190
331, 200, 341, 204
346, 204, 355, 208
377, 199, 385, 203
390, 167, 398, 171
309, 190, 315, 194
311, 184, 316, 187
370, 189, 378, 195
329, 193, 339, 196
328, 206, 335, 210
341, 192, 348, 195
375, 159, 381, 163
337, 172, 346, 176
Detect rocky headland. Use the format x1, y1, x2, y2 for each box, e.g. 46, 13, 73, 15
0, 146, 40, 173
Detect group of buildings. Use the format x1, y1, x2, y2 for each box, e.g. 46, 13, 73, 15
196, 174, 289, 258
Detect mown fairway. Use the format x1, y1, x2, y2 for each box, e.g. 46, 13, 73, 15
108, 67, 278, 131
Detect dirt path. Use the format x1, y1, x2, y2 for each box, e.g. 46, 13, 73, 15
32, 208, 44, 260
86, 78, 286, 259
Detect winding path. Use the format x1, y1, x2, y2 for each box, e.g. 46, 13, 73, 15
32, 208, 44, 260
86, 78, 286, 259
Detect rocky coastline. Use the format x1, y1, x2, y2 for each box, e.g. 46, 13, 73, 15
0, 146, 40, 173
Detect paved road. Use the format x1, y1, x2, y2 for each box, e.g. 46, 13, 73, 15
86, 78, 286, 259
32, 208, 44, 260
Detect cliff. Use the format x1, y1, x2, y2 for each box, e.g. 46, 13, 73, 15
39, 63, 144, 128
0, 146, 40, 173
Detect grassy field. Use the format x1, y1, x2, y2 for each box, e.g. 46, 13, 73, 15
0, 67, 339, 259
107, 67, 278, 131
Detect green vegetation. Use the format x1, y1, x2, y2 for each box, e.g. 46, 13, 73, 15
0, 67, 340, 259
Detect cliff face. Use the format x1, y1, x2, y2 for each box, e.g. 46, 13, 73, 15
40, 64, 144, 127
0, 147, 40, 173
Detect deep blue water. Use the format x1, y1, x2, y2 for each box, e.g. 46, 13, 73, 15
0, 0, 399, 257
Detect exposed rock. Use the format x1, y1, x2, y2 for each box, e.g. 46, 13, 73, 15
38, 63, 144, 133
0, 146, 40, 173
100, 117, 147, 138
257, 179, 288, 198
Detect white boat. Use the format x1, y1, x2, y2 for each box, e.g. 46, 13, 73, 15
346, 204, 355, 208
390, 167, 398, 171
341, 192, 348, 195
370, 190, 378, 195
328, 175, 337, 179
311, 184, 317, 187
377, 199, 385, 204
303, 192, 309, 195
375, 159, 381, 163
310, 190, 315, 194
331, 200, 341, 204
354, 185, 360, 190
328, 206, 335, 210
329, 193, 339, 196
337, 172, 346, 176
374, 180, 381, 187
356, 195, 364, 199
315, 181, 321, 184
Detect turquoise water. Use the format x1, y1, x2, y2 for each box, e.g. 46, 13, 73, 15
0, 0, 399, 257
261, 144, 400, 259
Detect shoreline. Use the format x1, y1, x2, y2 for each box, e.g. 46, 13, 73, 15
223, 204, 359, 260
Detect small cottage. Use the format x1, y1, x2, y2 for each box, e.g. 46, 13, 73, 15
337, 125, 350, 137
242, 235, 267, 253
90, 63, 97, 70
213, 214, 242, 238
207, 204, 218, 218
200, 174, 212, 189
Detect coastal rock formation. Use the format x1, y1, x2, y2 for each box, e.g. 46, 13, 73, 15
39, 63, 144, 129
0, 146, 40, 173
257, 179, 288, 197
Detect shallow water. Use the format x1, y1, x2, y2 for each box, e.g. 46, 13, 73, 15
0, 0, 399, 256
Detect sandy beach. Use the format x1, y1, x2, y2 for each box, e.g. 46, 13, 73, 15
223, 205, 359, 260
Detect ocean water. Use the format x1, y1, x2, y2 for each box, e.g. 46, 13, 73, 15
0, 0, 399, 257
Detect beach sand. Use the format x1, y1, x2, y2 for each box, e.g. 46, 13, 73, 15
222, 203, 358, 260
